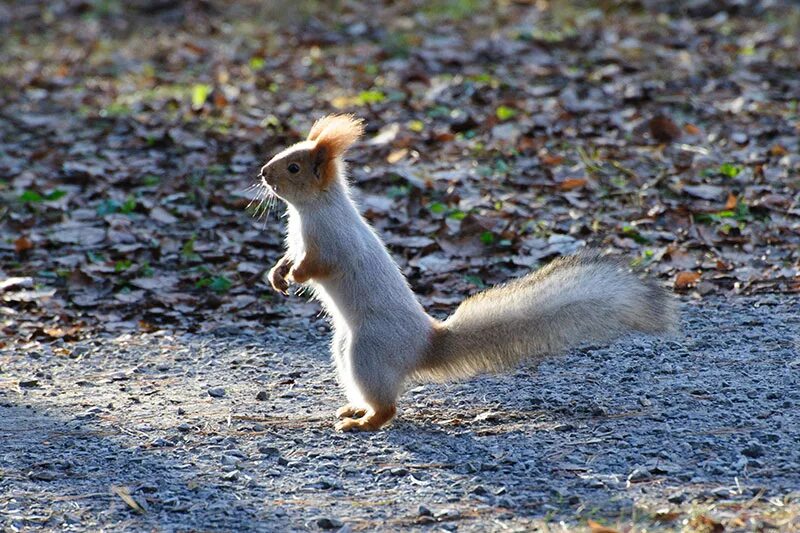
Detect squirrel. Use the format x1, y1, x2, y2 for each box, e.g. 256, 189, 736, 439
258, 114, 678, 432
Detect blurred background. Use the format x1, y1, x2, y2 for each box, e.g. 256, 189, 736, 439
1, 0, 798, 340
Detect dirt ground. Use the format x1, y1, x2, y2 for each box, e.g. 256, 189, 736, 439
2, 295, 799, 531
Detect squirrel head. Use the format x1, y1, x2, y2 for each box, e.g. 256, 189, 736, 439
259, 114, 364, 205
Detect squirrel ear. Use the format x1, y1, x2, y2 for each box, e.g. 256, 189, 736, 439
311, 143, 329, 181
307, 114, 364, 159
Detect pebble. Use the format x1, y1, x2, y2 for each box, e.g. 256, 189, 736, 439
314, 517, 343, 529
434, 509, 460, 520
667, 492, 686, 504
741, 442, 765, 458
627, 468, 651, 483
221, 470, 239, 481
255, 390, 269, 401
208, 387, 226, 398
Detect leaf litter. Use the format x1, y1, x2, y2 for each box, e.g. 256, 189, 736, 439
0, 0, 798, 347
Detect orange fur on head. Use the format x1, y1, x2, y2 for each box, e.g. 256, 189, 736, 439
308, 114, 364, 186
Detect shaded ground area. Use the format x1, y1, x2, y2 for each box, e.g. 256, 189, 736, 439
2, 296, 798, 531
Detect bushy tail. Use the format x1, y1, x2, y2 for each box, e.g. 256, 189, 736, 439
415, 251, 678, 381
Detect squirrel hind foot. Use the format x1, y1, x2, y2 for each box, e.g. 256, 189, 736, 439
335, 404, 396, 432
336, 404, 368, 419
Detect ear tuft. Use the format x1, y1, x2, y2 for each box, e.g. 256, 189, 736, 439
307, 114, 364, 159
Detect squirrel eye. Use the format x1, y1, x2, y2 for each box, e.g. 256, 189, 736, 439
287, 163, 300, 174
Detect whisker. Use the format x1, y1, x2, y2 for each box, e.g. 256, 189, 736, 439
245, 190, 261, 211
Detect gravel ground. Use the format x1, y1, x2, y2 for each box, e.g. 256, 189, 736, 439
1, 295, 799, 532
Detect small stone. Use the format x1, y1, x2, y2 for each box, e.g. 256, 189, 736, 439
309, 477, 342, 490
474, 411, 501, 422
713, 487, 731, 498
731, 132, 748, 144
19, 379, 39, 388
389, 467, 408, 476
221, 470, 239, 481
470, 485, 489, 495
28, 469, 58, 481
667, 492, 686, 504
177, 423, 191, 433
418, 505, 432, 516
208, 387, 226, 398
255, 390, 269, 401
315, 516, 343, 529
434, 509, 460, 520
258, 444, 280, 455
627, 467, 651, 484
741, 442, 765, 458
177, 407, 186, 416
149, 437, 173, 448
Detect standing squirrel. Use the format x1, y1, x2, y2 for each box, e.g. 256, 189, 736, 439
259, 114, 677, 432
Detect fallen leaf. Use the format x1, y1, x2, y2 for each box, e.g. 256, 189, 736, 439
130, 276, 179, 291
587, 520, 619, 533
683, 184, 726, 201
111, 485, 145, 514
648, 115, 681, 143
386, 148, 408, 164
541, 153, 564, 166
675, 271, 701, 290
0, 277, 34, 291
687, 514, 723, 533
559, 178, 587, 191
724, 192, 737, 210
683, 123, 701, 135
14, 236, 33, 253
769, 144, 788, 157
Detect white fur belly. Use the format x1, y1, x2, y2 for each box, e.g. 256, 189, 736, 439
310, 281, 348, 329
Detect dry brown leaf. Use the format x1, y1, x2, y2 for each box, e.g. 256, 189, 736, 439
769, 144, 788, 156
14, 236, 33, 253
724, 192, 737, 210
111, 485, 145, 514
687, 514, 724, 533
517, 136, 539, 152
675, 271, 701, 290
654, 510, 682, 522
541, 153, 564, 166
42, 326, 81, 339
587, 520, 620, 533
684, 123, 701, 135
386, 148, 408, 164
648, 114, 681, 143
559, 178, 587, 191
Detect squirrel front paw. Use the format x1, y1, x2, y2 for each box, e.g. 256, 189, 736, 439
268, 257, 293, 295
